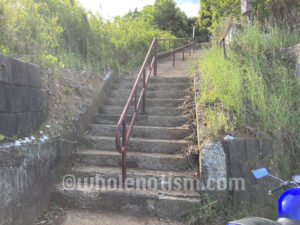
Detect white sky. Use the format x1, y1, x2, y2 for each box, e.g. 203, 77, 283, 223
77, 0, 199, 20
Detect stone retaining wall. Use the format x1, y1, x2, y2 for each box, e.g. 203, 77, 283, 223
0, 70, 117, 225
0, 54, 47, 137
223, 138, 285, 218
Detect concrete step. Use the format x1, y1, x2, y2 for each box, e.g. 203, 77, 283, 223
75, 150, 191, 171
99, 105, 183, 116
112, 82, 189, 92
104, 97, 184, 107
94, 114, 187, 127
88, 124, 191, 140
121, 76, 190, 84
67, 165, 199, 191
109, 90, 187, 99
83, 136, 188, 154
52, 184, 200, 218
55, 209, 186, 225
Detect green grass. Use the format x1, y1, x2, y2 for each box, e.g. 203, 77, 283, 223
198, 24, 300, 167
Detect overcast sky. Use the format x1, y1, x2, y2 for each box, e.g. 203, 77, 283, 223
77, 0, 199, 20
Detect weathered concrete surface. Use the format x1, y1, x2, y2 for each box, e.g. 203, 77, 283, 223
0, 71, 117, 225
84, 136, 188, 154
76, 150, 191, 171
223, 138, 285, 218
94, 114, 187, 127
58, 209, 185, 225
99, 105, 184, 116
69, 165, 198, 191
52, 185, 200, 218
200, 141, 227, 198
89, 124, 191, 140
0, 54, 47, 137
0, 139, 76, 225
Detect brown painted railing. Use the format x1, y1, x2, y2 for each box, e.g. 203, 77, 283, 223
115, 37, 201, 187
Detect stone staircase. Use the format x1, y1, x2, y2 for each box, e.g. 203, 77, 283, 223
51, 76, 201, 218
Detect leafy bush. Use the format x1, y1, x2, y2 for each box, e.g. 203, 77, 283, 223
0, 0, 174, 75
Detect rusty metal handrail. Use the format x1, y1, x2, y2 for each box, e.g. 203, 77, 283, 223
115, 37, 200, 187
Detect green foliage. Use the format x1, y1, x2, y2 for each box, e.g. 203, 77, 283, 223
140, 0, 191, 37
105, 16, 173, 71
0, 134, 5, 141
189, 194, 246, 224
198, 25, 300, 142
199, 0, 299, 37
64, 88, 73, 95
0, 0, 175, 74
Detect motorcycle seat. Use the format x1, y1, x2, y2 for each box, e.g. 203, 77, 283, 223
277, 218, 300, 225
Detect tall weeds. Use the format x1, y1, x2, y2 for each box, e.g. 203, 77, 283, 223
198, 25, 300, 168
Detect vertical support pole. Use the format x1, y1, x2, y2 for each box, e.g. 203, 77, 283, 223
168, 39, 170, 51
142, 68, 146, 113
134, 90, 137, 112
182, 46, 185, 61
122, 119, 127, 188
222, 38, 227, 58
193, 39, 195, 53
189, 40, 192, 56
163, 40, 165, 50
154, 39, 158, 76
173, 39, 175, 67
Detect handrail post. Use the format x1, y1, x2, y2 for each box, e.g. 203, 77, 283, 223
142, 68, 146, 113
189, 39, 192, 56
173, 39, 175, 67
154, 39, 158, 76
122, 119, 127, 188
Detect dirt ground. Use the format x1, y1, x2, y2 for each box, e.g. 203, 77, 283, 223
40, 68, 105, 137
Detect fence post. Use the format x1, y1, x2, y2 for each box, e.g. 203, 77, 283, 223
222, 38, 227, 58
173, 39, 175, 67
154, 39, 158, 76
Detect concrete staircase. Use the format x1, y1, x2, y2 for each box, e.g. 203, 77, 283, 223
51, 76, 201, 218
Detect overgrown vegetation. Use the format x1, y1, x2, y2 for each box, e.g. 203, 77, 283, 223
189, 194, 246, 225
199, 0, 300, 40
0, 0, 197, 75
199, 24, 300, 166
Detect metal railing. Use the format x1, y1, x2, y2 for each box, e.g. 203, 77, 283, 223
115, 37, 200, 187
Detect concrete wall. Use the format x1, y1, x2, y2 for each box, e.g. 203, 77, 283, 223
0, 71, 117, 225
0, 138, 76, 225
223, 138, 285, 218
0, 54, 47, 138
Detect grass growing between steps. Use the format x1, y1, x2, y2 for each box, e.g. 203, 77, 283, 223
188, 194, 246, 225
197, 25, 300, 171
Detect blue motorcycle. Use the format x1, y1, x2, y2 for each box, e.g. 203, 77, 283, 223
227, 168, 300, 225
